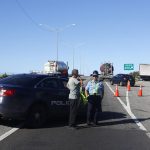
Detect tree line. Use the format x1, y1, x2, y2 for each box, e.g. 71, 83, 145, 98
0, 73, 8, 79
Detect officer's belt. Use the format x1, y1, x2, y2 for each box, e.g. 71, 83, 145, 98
89, 94, 101, 96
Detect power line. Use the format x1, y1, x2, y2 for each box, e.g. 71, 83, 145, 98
15, 0, 40, 29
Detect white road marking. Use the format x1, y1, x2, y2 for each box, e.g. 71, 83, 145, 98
146, 132, 150, 138
105, 82, 147, 131
126, 91, 131, 112
0, 123, 23, 142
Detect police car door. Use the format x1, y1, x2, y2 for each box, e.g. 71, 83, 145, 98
36, 77, 62, 116
57, 78, 70, 115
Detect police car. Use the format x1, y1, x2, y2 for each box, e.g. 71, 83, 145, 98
0, 73, 86, 128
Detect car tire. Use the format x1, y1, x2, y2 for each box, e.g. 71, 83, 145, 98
26, 104, 48, 128
119, 81, 123, 86
110, 80, 114, 85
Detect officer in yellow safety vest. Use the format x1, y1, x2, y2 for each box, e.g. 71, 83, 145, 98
85, 70, 104, 126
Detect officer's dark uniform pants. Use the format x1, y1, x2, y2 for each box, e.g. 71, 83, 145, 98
69, 99, 80, 126
87, 95, 102, 124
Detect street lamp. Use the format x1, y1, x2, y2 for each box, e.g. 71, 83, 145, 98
63, 42, 85, 71
39, 23, 76, 61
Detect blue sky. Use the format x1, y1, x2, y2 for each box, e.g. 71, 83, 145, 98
0, 0, 150, 75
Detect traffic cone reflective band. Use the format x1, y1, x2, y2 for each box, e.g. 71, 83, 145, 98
127, 80, 131, 91
138, 85, 142, 96
114, 85, 119, 97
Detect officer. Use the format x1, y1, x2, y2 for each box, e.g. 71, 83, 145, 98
85, 70, 104, 125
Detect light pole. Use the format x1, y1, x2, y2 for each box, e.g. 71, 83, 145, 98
73, 47, 75, 69
73, 43, 85, 71
63, 42, 85, 71
39, 23, 76, 61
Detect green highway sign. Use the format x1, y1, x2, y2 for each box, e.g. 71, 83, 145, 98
124, 64, 134, 70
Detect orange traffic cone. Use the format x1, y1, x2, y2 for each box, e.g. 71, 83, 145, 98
114, 85, 119, 97
127, 80, 131, 91
138, 85, 142, 96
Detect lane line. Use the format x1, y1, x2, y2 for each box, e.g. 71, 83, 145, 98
105, 82, 147, 131
0, 123, 23, 142
126, 91, 131, 112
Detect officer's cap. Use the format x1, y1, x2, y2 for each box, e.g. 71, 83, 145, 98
92, 70, 99, 77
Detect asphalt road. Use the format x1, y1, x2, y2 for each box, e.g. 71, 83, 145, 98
0, 80, 150, 150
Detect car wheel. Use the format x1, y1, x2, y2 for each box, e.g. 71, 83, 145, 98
119, 81, 123, 86
110, 80, 114, 85
26, 104, 48, 128
131, 83, 135, 87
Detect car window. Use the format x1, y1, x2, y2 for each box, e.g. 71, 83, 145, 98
38, 78, 59, 88
116, 74, 121, 77
58, 79, 68, 88
129, 75, 134, 79
120, 74, 124, 77
0, 75, 43, 87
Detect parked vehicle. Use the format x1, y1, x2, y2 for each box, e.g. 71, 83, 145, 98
139, 64, 150, 81
110, 74, 135, 86
44, 60, 69, 77
0, 74, 86, 128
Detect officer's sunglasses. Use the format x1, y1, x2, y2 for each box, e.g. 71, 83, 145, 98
93, 75, 98, 78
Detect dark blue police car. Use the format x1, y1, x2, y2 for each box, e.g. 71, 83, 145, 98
0, 74, 85, 128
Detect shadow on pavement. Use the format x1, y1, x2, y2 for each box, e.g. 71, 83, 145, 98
77, 112, 150, 129
1, 111, 150, 129
30, 111, 150, 129
0, 118, 23, 128
41, 111, 127, 129
99, 111, 127, 120
97, 117, 150, 127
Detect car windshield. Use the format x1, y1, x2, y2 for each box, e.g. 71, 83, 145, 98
0, 74, 44, 87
